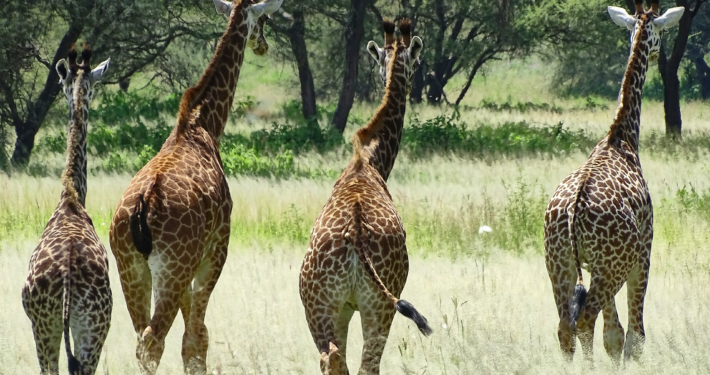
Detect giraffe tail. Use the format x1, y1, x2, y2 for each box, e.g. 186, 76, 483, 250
568, 186, 587, 328
63, 245, 82, 375
130, 191, 153, 257
350, 201, 433, 336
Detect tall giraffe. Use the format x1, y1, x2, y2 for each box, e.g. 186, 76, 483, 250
544, 0, 684, 363
22, 46, 112, 375
108, 0, 282, 373
299, 19, 430, 375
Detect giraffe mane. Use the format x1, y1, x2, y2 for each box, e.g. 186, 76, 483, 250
62, 69, 87, 206
176, 0, 246, 139
606, 14, 648, 146
351, 39, 403, 170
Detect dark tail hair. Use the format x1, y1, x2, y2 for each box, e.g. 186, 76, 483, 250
63, 246, 82, 374
130, 193, 153, 257
350, 202, 432, 336
568, 182, 588, 328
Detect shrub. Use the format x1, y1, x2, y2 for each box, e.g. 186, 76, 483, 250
220, 143, 297, 178
404, 109, 596, 157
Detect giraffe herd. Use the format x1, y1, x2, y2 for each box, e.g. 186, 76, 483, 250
18, 0, 685, 374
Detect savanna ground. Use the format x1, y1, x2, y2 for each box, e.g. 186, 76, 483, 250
1, 54, 710, 374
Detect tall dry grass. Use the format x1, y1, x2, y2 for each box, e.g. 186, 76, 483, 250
2, 241, 709, 374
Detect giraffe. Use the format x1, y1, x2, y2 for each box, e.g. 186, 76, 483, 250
22, 46, 112, 375
108, 0, 282, 373
543, 0, 684, 363
299, 19, 430, 375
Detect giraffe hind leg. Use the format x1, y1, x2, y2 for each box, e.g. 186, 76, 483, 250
624, 248, 649, 361
25, 297, 63, 374
357, 298, 397, 375
602, 298, 624, 365
182, 242, 228, 375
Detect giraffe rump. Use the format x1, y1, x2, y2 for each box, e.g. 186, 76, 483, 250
350, 201, 432, 336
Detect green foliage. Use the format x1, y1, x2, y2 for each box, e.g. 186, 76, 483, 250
644, 66, 705, 102
674, 185, 710, 221
477, 98, 564, 114
404, 109, 596, 157
249, 122, 343, 155
499, 175, 547, 253
95, 91, 180, 127
220, 143, 297, 178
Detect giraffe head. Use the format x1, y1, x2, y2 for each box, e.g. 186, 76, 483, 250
56, 46, 110, 109
213, 0, 283, 56
608, 0, 684, 62
367, 19, 423, 94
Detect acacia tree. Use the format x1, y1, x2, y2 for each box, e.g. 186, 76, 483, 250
0, 0, 221, 169
656, 0, 707, 136
399, 0, 536, 105
269, 5, 318, 122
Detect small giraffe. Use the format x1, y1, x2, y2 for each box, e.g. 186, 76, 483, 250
543, 0, 684, 363
22, 46, 112, 375
299, 19, 430, 375
108, 0, 282, 374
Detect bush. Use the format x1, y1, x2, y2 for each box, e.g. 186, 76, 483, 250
220, 143, 297, 178
404, 109, 596, 157
478, 98, 564, 114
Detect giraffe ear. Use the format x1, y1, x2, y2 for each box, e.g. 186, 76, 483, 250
213, 0, 233, 16
653, 7, 685, 30
56, 59, 69, 83
608, 6, 636, 30
408, 36, 423, 61
90, 58, 110, 83
367, 41, 384, 65
250, 0, 283, 17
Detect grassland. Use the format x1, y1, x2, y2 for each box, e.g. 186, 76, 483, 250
2, 55, 710, 373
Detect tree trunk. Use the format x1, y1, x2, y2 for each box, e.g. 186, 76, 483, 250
286, 10, 317, 121
330, 0, 369, 134
426, 60, 453, 104
659, 47, 683, 137
11, 25, 82, 167
409, 61, 426, 103
694, 57, 710, 99
657, 0, 702, 137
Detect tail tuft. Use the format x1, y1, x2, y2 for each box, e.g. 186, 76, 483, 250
130, 195, 153, 256
68, 356, 82, 374
396, 300, 433, 336
569, 283, 587, 327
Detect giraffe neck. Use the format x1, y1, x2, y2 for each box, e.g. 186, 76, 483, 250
353, 48, 407, 181
177, 3, 250, 143
62, 73, 89, 206
607, 19, 651, 153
